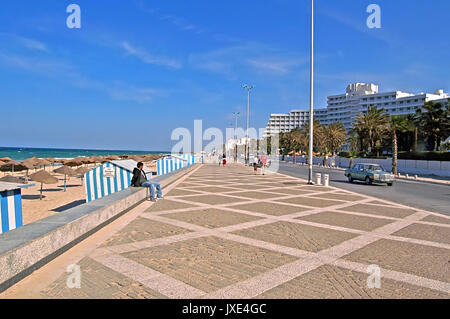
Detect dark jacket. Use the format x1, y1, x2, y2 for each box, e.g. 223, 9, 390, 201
131, 168, 148, 187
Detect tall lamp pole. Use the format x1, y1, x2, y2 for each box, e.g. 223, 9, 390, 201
232, 112, 240, 163
307, 0, 315, 184
242, 84, 254, 165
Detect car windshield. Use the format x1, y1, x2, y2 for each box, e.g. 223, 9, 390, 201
364, 165, 385, 171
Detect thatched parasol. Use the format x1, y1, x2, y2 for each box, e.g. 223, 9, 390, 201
63, 158, 84, 167
19, 160, 36, 177
0, 175, 24, 183
22, 158, 38, 167
105, 155, 120, 161
38, 158, 52, 169
118, 155, 129, 159
0, 160, 28, 173
74, 166, 90, 186
88, 156, 101, 164
29, 170, 58, 200
53, 165, 76, 192
0, 157, 12, 162
0, 160, 5, 166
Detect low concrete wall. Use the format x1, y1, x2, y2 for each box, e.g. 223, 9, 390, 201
278, 155, 450, 177
0, 164, 198, 292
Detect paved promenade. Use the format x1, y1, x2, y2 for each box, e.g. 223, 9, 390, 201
2, 164, 449, 299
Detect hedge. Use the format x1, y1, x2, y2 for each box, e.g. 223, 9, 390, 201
398, 151, 450, 161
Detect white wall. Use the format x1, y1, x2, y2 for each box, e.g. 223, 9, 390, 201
277, 155, 450, 177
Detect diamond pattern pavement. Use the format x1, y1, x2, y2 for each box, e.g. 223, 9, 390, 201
2, 164, 449, 299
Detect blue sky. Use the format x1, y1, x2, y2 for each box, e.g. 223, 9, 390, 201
1, 0, 449, 151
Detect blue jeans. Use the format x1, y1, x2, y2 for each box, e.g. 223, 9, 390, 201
142, 181, 163, 199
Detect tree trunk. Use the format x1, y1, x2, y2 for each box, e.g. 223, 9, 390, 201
413, 127, 418, 151
393, 131, 398, 175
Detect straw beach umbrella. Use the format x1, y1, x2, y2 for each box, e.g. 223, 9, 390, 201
0, 157, 12, 162
46, 157, 59, 164
105, 155, 119, 161
29, 170, 58, 200
74, 166, 90, 186
0, 175, 23, 183
0, 160, 27, 174
63, 158, 83, 168
38, 158, 52, 170
53, 165, 76, 192
19, 160, 36, 178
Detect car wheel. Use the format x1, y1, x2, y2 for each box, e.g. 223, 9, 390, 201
365, 177, 372, 185
387, 182, 393, 186
348, 175, 353, 183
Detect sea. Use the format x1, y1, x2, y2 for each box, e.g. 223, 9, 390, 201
0, 147, 167, 161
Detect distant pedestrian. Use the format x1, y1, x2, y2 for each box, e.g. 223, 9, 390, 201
253, 156, 260, 174
261, 155, 268, 175
218, 154, 223, 166
222, 154, 227, 166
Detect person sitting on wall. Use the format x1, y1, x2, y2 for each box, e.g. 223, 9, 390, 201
131, 162, 163, 202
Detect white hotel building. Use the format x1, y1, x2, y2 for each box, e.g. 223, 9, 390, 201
264, 83, 448, 136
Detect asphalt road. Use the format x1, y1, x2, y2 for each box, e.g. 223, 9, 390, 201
276, 162, 450, 216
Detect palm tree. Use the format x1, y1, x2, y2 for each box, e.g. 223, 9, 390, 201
323, 122, 347, 155
303, 120, 325, 153
353, 106, 389, 155
390, 115, 414, 175
414, 101, 450, 151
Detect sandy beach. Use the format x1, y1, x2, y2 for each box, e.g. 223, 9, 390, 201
2, 162, 157, 225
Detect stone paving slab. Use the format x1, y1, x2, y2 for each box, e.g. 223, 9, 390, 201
343, 239, 450, 283
161, 208, 261, 229
122, 236, 297, 293
101, 218, 192, 247
232, 221, 357, 253
392, 223, 450, 244
257, 264, 450, 299
2, 163, 449, 299
296, 211, 395, 232
227, 202, 309, 216
338, 204, 417, 219
40, 257, 166, 299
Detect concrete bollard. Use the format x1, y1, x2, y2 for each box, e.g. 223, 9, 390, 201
406, 174, 409, 179
414, 175, 418, 180
316, 173, 322, 185
323, 174, 330, 187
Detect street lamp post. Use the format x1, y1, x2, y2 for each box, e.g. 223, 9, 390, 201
307, 0, 315, 184
232, 112, 240, 163
242, 84, 254, 165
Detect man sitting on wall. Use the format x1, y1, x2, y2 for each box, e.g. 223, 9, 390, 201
131, 162, 163, 202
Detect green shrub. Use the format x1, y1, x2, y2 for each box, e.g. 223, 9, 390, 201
398, 151, 450, 161
338, 151, 352, 158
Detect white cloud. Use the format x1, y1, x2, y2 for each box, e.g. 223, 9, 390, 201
17, 37, 48, 52
247, 57, 308, 75
0, 33, 48, 52
121, 41, 182, 69
109, 85, 162, 103
189, 43, 307, 77
0, 53, 162, 104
